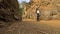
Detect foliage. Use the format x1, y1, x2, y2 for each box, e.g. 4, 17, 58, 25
19, 8, 23, 15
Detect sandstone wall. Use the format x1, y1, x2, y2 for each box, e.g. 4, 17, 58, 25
23, 0, 60, 20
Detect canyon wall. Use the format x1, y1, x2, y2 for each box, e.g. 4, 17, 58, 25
0, 0, 22, 27
23, 0, 60, 20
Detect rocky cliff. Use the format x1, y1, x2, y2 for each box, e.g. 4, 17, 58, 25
0, 0, 22, 27
23, 0, 60, 20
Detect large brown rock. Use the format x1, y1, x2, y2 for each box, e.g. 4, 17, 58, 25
0, 0, 22, 27
0, 0, 21, 21
23, 0, 60, 20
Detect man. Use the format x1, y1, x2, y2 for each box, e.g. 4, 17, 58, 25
36, 8, 40, 21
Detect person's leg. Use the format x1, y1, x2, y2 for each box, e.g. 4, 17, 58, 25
38, 16, 39, 21
37, 14, 40, 21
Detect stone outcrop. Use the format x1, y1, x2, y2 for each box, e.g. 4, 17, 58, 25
23, 0, 60, 20
0, 0, 22, 21
0, 0, 22, 27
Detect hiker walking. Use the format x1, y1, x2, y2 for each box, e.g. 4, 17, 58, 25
36, 8, 40, 21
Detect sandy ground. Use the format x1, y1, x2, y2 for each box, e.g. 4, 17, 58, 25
0, 20, 60, 34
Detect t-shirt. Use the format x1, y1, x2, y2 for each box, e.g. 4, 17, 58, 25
37, 10, 40, 13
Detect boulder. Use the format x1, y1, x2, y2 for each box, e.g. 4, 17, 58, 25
0, 0, 22, 27
0, 0, 22, 22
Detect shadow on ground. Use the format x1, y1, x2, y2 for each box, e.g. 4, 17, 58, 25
0, 20, 60, 34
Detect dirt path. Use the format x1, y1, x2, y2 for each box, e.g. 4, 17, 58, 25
0, 20, 60, 34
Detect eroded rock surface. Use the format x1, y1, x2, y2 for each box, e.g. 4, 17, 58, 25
23, 0, 60, 20
0, 0, 22, 27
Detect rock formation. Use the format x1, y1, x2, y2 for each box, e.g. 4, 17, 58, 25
0, 0, 22, 27
23, 0, 60, 20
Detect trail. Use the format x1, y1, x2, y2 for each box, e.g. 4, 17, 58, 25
0, 20, 60, 34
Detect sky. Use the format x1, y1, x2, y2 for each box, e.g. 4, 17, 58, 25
18, 0, 30, 3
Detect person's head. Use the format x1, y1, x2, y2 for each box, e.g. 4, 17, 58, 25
36, 7, 39, 11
